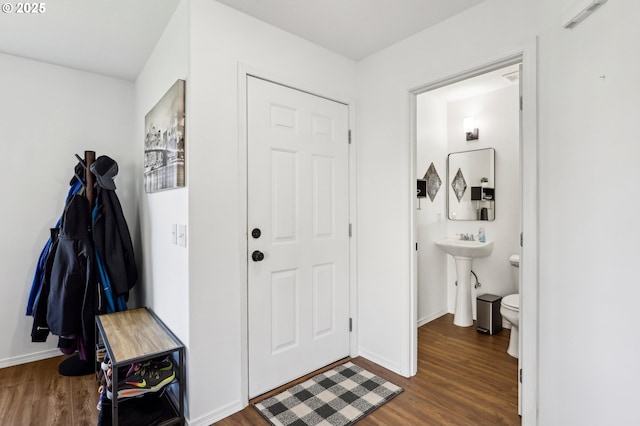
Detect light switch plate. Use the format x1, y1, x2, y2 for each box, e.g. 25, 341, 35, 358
178, 224, 187, 247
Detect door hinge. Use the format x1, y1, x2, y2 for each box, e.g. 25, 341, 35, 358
416, 242, 418, 251
348, 130, 352, 144
349, 223, 352, 237
349, 318, 353, 332
519, 368, 523, 383
520, 232, 523, 247
520, 95, 523, 111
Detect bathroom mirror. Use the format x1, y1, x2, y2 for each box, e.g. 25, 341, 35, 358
447, 148, 495, 221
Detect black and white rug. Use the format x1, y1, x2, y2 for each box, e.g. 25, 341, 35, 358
254, 362, 403, 426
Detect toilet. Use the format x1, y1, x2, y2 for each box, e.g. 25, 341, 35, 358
500, 254, 520, 358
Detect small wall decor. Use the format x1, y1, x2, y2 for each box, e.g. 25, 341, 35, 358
144, 79, 186, 193
451, 168, 467, 203
423, 162, 442, 202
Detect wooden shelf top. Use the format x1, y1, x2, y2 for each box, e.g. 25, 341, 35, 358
97, 308, 182, 364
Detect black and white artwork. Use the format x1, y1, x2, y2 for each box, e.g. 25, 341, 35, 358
144, 79, 185, 193
423, 162, 442, 202
451, 168, 467, 203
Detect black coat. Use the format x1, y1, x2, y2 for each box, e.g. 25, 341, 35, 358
92, 187, 137, 298
46, 194, 96, 351
31, 228, 59, 342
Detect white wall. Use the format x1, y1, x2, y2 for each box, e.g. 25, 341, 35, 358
356, 0, 541, 379
417, 85, 520, 325
134, 0, 190, 349
537, 1, 640, 424
0, 53, 135, 367
358, 0, 640, 424
445, 86, 520, 316
133, 0, 357, 423
416, 95, 448, 325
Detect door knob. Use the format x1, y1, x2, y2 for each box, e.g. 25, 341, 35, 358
252, 250, 265, 262
251, 228, 262, 239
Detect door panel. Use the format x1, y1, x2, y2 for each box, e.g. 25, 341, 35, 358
312, 263, 335, 337
271, 268, 298, 352
248, 76, 350, 397
313, 155, 334, 238
271, 150, 297, 242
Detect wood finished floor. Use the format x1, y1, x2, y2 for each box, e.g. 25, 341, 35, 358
0, 314, 519, 425
0, 355, 98, 425
218, 314, 520, 426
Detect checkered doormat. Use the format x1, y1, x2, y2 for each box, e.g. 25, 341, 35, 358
253, 362, 403, 426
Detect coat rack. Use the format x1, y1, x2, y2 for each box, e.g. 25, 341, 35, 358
85, 150, 95, 210
28, 149, 136, 376
58, 150, 98, 376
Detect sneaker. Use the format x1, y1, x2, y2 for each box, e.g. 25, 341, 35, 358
101, 356, 110, 372
138, 356, 173, 373
107, 361, 176, 400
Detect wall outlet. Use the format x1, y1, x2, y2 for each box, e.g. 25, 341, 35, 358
178, 224, 187, 247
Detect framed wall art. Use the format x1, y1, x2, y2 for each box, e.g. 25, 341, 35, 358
144, 79, 185, 193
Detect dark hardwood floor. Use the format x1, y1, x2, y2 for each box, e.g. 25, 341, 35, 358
218, 314, 520, 426
0, 314, 519, 425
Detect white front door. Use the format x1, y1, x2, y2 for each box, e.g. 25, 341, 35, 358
247, 76, 350, 398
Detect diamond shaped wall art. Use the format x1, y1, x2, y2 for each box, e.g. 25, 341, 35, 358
451, 168, 467, 203
423, 163, 442, 202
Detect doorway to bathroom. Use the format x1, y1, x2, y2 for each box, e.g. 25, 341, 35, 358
411, 52, 537, 418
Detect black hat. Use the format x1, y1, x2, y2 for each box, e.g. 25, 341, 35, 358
69, 161, 86, 186
91, 155, 118, 190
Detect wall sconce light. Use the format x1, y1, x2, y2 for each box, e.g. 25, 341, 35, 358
463, 117, 479, 141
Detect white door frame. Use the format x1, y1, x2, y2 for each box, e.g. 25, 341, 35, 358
408, 41, 538, 425
237, 64, 358, 405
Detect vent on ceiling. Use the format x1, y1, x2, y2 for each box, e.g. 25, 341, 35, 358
502, 70, 519, 83
562, 0, 608, 29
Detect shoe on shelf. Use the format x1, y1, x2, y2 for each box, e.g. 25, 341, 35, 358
107, 359, 176, 400
135, 355, 173, 374
101, 356, 110, 373
103, 354, 172, 375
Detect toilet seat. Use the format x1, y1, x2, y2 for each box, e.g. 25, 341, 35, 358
502, 294, 519, 310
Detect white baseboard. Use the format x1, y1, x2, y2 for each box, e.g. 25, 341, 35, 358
417, 310, 449, 327
357, 347, 403, 377
0, 348, 61, 369
186, 399, 245, 426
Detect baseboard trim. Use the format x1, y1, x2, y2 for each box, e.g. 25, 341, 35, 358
186, 399, 245, 426
357, 347, 403, 377
0, 348, 61, 369
417, 310, 448, 327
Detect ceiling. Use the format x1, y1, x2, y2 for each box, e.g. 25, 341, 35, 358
427, 64, 520, 103
0, 0, 181, 81
0, 0, 486, 81
214, 0, 487, 60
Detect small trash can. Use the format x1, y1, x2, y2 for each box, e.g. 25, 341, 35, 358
476, 294, 502, 335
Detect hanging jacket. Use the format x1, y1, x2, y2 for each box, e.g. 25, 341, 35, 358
26, 180, 83, 316
92, 186, 137, 299
93, 202, 126, 314
31, 228, 60, 342
46, 194, 96, 358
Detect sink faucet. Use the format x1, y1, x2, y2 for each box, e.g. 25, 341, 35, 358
458, 233, 475, 241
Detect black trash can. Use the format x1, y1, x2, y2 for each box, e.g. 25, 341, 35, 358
476, 294, 502, 335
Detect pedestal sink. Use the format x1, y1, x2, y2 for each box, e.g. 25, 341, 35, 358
435, 238, 494, 327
